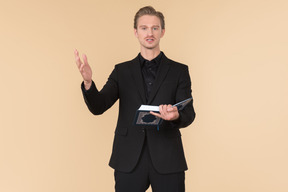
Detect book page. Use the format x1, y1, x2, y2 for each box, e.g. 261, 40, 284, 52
138, 105, 159, 112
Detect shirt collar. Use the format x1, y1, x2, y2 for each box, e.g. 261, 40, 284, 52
138, 52, 163, 68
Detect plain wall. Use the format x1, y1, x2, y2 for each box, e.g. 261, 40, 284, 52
0, 0, 287, 191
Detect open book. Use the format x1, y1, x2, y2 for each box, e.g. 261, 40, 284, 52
134, 97, 192, 126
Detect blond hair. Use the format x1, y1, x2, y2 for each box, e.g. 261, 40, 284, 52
134, 6, 165, 29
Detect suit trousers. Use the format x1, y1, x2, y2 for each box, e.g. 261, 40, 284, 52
114, 132, 185, 192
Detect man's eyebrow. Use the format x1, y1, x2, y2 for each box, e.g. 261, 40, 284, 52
139, 25, 160, 28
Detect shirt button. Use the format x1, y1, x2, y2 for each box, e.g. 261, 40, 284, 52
148, 82, 152, 85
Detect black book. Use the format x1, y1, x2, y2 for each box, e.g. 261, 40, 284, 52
134, 97, 192, 126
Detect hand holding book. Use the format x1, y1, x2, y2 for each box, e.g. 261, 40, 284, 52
134, 97, 192, 126
150, 104, 179, 121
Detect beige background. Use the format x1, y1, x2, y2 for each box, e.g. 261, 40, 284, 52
0, 0, 287, 191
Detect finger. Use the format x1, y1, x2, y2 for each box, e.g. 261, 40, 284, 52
162, 105, 168, 115
76, 57, 82, 69
82, 54, 88, 66
74, 49, 79, 58
159, 105, 164, 115
166, 104, 173, 112
167, 106, 178, 112
158, 105, 166, 118
75, 49, 82, 68
150, 111, 162, 118
79, 63, 85, 72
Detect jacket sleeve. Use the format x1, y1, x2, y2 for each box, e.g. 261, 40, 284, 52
81, 67, 119, 115
161, 65, 196, 129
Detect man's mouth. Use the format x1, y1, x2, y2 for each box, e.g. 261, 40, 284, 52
146, 39, 154, 42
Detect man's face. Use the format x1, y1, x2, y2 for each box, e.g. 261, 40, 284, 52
134, 15, 165, 51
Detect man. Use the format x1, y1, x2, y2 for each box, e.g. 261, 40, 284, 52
75, 6, 196, 192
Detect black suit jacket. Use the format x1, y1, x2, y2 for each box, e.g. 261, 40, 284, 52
81, 53, 196, 174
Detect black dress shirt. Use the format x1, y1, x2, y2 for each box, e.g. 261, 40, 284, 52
138, 52, 163, 101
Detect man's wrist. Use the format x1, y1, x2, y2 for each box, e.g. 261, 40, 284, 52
84, 80, 92, 90
171, 112, 181, 123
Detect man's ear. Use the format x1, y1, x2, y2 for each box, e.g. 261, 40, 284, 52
134, 28, 138, 38
161, 29, 165, 38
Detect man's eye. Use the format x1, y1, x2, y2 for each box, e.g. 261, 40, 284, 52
142, 27, 146, 30
153, 28, 159, 30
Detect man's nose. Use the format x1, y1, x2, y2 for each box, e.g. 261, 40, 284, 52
148, 28, 153, 35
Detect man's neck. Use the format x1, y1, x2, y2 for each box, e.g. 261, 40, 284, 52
140, 47, 161, 61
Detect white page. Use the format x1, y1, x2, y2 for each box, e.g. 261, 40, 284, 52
138, 105, 159, 112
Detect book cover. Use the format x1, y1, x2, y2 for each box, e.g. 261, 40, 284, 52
134, 105, 162, 126
173, 97, 193, 110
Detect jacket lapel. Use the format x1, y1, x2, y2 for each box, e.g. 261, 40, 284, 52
148, 54, 171, 104
129, 57, 146, 103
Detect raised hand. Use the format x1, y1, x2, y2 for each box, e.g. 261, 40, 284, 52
150, 104, 179, 121
75, 49, 93, 90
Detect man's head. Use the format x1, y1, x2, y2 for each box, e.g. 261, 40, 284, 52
134, 6, 165, 30
134, 6, 165, 51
